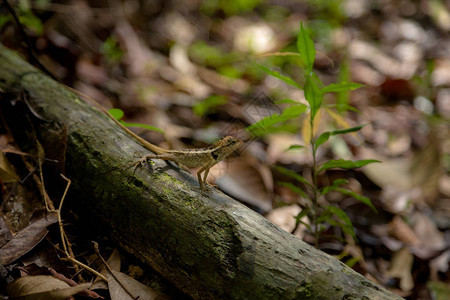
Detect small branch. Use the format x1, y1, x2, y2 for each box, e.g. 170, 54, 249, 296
93, 242, 136, 299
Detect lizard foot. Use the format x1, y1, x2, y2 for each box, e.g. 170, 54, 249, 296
130, 155, 153, 172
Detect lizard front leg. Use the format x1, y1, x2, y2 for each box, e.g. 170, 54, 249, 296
197, 160, 218, 190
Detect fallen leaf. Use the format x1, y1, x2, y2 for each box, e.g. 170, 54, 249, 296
266, 134, 310, 165
410, 134, 442, 203
214, 158, 273, 213
266, 205, 306, 238
108, 270, 167, 300
92, 249, 122, 290
362, 156, 411, 190
233, 23, 276, 54
0, 151, 20, 182
388, 215, 420, 246
49, 268, 103, 299
0, 213, 58, 265
0, 216, 13, 247
19, 264, 51, 277
411, 212, 445, 259
115, 21, 160, 78
387, 247, 414, 292
349, 40, 418, 79
429, 250, 449, 281
7, 275, 90, 299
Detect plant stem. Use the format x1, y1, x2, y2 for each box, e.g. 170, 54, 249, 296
310, 114, 320, 248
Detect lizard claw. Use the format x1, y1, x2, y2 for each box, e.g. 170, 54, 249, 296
130, 155, 151, 172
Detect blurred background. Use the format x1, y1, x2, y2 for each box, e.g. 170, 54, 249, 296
0, 0, 449, 299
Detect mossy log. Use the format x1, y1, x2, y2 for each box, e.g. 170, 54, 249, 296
0, 44, 402, 300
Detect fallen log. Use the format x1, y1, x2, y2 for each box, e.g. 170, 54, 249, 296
0, 44, 401, 300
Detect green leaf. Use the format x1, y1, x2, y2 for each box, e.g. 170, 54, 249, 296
324, 103, 361, 113
109, 108, 125, 120
314, 125, 365, 151
317, 207, 332, 223
325, 206, 356, 238
19, 11, 43, 35
246, 104, 307, 137
0, 15, 10, 30
325, 206, 352, 227
108, 108, 164, 133
298, 220, 312, 231
318, 159, 381, 173
335, 188, 378, 213
278, 182, 309, 199
101, 36, 124, 63
295, 208, 311, 229
286, 145, 305, 151
297, 22, 316, 73
329, 125, 365, 135
320, 179, 349, 195
123, 122, 164, 133
193, 95, 227, 116
274, 99, 299, 105
314, 132, 331, 150
336, 61, 350, 113
321, 82, 364, 94
282, 104, 308, 118
274, 166, 311, 186
304, 76, 322, 119
258, 65, 302, 89
344, 256, 361, 268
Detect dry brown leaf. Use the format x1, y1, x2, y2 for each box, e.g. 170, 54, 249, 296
387, 247, 414, 292
49, 268, 102, 299
7, 275, 90, 300
0, 151, 20, 183
349, 40, 418, 78
0, 213, 58, 265
301, 114, 311, 147
214, 158, 273, 213
410, 134, 442, 203
115, 21, 159, 78
430, 250, 450, 281
432, 59, 450, 86
265, 205, 306, 238
411, 212, 445, 259
388, 215, 420, 246
197, 67, 249, 93
439, 175, 450, 197
266, 134, 309, 165
108, 270, 167, 300
0, 216, 13, 247
301, 111, 322, 147
92, 249, 122, 290
361, 150, 411, 190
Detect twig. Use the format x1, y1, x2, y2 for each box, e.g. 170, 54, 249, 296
93, 242, 138, 299
46, 174, 107, 282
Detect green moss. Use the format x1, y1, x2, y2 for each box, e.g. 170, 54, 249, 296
297, 281, 313, 297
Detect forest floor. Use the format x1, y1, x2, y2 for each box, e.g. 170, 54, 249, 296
0, 1, 449, 299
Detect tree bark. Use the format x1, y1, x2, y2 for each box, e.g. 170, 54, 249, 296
0, 44, 401, 300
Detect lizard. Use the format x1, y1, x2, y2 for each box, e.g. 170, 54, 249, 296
63, 85, 243, 190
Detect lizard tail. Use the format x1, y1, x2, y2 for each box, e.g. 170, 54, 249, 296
64, 84, 167, 155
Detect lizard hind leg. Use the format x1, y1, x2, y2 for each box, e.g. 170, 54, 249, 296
132, 154, 160, 172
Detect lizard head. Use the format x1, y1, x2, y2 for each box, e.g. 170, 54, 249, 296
220, 136, 243, 149
210, 136, 243, 160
